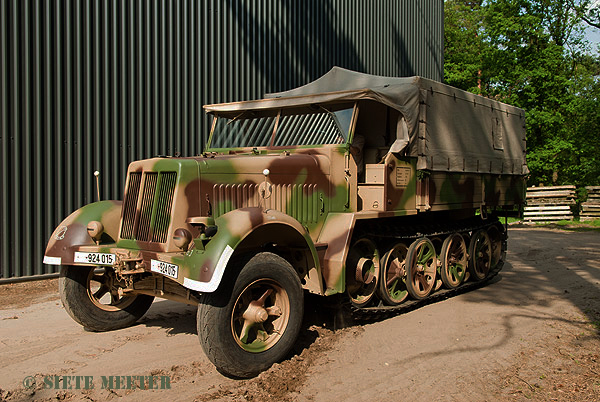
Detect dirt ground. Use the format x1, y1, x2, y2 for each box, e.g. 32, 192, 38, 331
1, 227, 599, 402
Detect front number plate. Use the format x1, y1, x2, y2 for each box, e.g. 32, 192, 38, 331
74, 252, 116, 266
151, 260, 179, 279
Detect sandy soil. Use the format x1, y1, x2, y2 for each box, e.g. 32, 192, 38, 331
1, 228, 599, 402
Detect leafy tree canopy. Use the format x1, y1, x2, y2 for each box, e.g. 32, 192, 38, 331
570, 0, 600, 29
445, 0, 600, 186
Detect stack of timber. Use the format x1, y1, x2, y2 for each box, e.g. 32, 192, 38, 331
524, 185, 576, 223
580, 186, 600, 221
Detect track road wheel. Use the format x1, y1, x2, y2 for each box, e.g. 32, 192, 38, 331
377, 243, 409, 306
59, 265, 154, 331
487, 224, 504, 269
439, 233, 468, 288
468, 229, 492, 281
405, 238, 437, 300
346, 238, 380, 307
197, 252, 303, 378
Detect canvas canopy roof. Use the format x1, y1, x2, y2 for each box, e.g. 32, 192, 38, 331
204, 67, 528, 175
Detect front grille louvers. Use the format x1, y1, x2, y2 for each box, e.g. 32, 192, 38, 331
120, 172, 142, 239
120, 171, 177, 243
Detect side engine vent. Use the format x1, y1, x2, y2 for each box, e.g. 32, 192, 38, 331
212, 183, 319, 224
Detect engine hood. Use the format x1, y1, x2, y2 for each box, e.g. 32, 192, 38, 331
195, 152, 331, 177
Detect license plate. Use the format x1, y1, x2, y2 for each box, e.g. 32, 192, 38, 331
151, 259, 179, 279
74, 252, 116, 266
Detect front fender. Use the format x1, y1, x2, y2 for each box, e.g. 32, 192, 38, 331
43, 201, 122, 265
179, 207, 321, 293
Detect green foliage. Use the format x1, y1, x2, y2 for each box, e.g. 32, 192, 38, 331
444, 1, 486, 93
444, 0, 600, 187
570, 0, 600, 29
576, 186, 588, 203
542, 219, 600, 230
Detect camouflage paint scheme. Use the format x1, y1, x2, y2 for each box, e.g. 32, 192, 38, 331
44, 98, 526, 302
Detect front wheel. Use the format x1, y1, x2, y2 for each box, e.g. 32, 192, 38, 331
197, 252, 304, 378
59, 265, 154, 331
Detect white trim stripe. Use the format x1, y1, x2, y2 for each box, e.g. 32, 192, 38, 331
183, 244, 234, 292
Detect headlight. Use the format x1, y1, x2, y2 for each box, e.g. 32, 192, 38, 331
173, 228, 193, 250
86, 221, 104, 243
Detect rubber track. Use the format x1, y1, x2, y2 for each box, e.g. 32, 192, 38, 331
348, 217, 507, 321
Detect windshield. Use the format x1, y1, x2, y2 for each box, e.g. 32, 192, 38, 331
209, 104, 355, 149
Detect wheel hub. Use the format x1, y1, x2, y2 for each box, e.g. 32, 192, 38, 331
86, 267, 135, 311
243, 302, 269, 324
356, 257, 375, 284
391, 258, 405, 278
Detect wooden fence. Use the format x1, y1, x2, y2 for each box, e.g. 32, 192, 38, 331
524, 185, 576, 223
580, 186, 600, 221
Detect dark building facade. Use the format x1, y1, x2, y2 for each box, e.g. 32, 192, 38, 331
0, 0, 443, 280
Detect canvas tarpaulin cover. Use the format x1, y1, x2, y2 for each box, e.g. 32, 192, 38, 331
205, 67, 528, 175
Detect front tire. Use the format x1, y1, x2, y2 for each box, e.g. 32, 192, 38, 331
59, 265, 154, 331
197, 252, 304, 378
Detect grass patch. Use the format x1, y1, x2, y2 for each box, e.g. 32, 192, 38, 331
510, 218, 600, 231
553, 219, 600, 227
546, 220, 578, 227
533, 219, 600, 232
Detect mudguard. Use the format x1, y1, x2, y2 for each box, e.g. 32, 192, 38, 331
43, 201, 123, 266
176, 207, 322, 294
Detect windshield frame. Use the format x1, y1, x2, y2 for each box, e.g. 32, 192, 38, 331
206, 102, 358, 152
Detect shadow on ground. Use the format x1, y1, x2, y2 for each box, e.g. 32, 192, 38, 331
137, 228, 600, 388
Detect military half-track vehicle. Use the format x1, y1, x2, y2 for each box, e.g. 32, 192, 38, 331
44, 67, 527, 378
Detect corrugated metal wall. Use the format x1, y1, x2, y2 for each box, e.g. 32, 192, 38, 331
0, 0, 443, 280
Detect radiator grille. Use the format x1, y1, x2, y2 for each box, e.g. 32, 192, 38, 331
152, 172, 177, 242
212, 183, 319, 224
120, 172, 142, 239
120, 171, 177, 242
